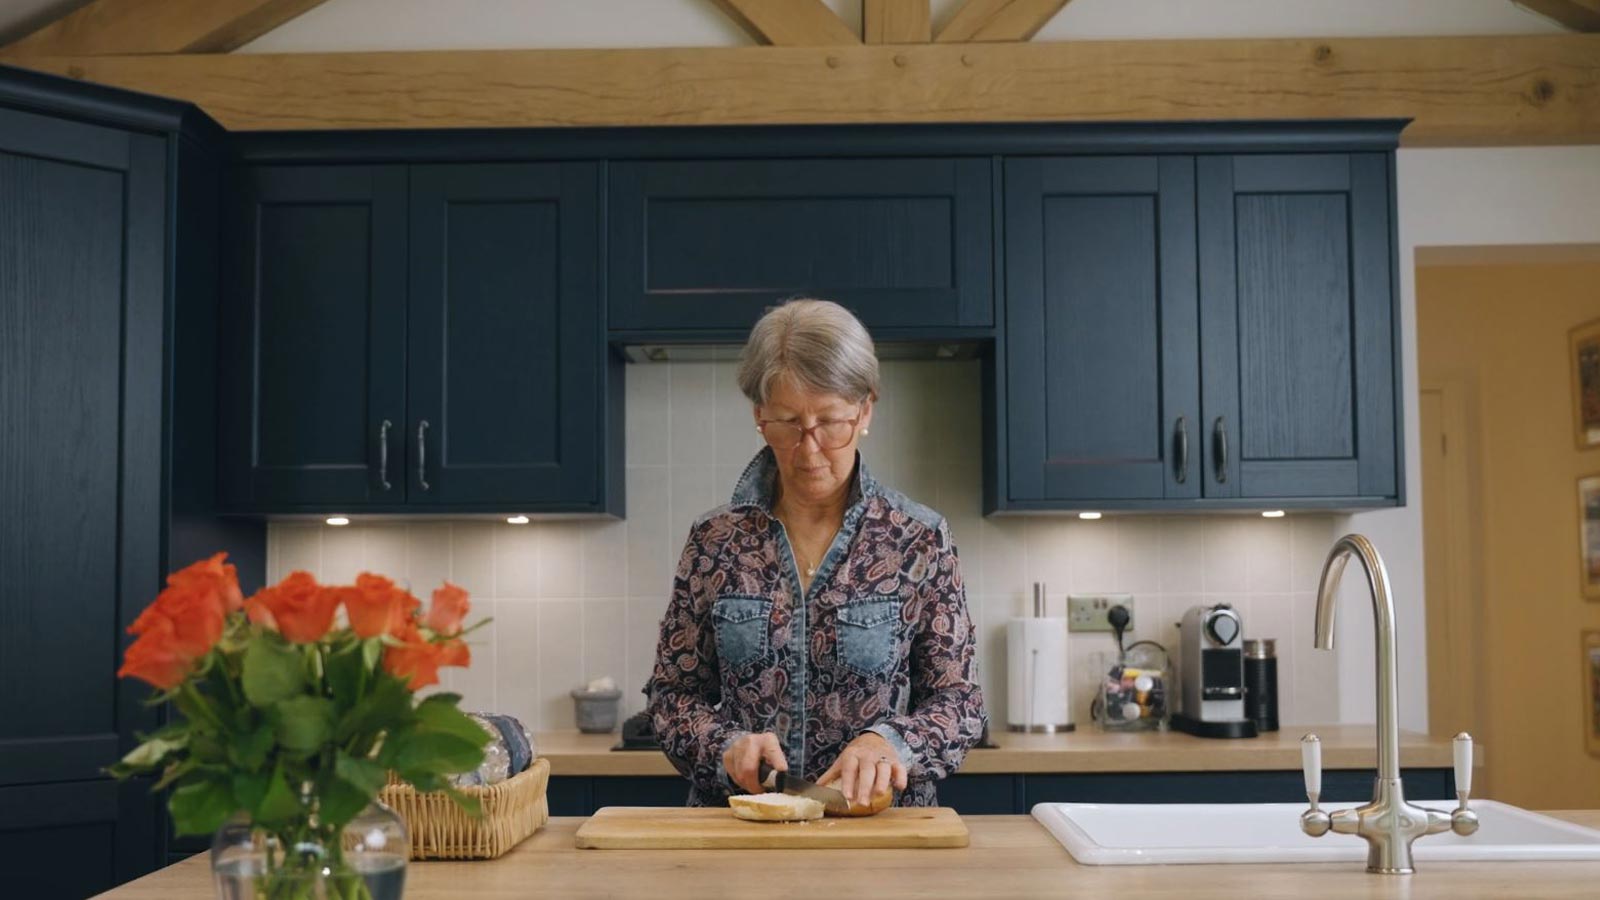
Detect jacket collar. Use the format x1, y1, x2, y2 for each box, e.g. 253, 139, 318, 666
730, 446, 880, 514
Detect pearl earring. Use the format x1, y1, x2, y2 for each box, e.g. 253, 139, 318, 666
861, 428, 869, 437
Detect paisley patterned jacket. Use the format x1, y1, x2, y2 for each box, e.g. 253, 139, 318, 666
647, 447, 987, 807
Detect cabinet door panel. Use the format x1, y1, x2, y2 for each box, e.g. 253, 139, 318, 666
408, 163, 602, 507
1198, 153, 1397, 500
609, 158, 992, 332
1004, 156, 1199, 502
221, 166, 407, 509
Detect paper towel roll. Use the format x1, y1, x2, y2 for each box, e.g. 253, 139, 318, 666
1006, 617, 1072, 732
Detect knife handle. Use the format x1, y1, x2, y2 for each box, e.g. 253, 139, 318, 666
757, 762, 779, 792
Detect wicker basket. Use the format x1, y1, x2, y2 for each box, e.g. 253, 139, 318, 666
379, 758, 550, 860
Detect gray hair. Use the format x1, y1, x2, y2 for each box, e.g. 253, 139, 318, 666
737, 298, 880, 406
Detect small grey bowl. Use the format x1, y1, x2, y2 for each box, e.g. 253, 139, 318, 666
570, 688, 623, 734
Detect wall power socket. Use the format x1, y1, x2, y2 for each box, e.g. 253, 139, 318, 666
1067, 594, 1134, 633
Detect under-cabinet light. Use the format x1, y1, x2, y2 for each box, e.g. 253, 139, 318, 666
1261, 510, 1286, 518
325, 516, 350, 526
506, 515, 531, 525
1078, 512, 1103, 520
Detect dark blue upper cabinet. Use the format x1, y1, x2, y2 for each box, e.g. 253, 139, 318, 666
1198, 154, 1398, 502
608, 158, 993, 335
1004, 156, 1200, 502
407, 163, 606, 508
220, 165, 408, 510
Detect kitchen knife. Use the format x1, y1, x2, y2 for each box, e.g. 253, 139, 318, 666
757, 762, 850, 816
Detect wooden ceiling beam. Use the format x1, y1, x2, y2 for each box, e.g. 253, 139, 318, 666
1516, 0, 1600, 31
865, 1, 932, 44
708, 0, 859, 46
5, 34, 1597, 147
3, 0, 331, 56
935, 0, 1071, 43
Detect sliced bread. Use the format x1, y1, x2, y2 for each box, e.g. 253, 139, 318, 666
728, 792, 825, 822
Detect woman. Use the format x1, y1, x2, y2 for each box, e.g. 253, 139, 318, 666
647, 298, 986, 809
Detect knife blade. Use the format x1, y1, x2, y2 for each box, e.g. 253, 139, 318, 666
757, 763, 850, 816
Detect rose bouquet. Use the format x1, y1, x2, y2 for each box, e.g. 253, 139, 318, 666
110, 554, 488, 898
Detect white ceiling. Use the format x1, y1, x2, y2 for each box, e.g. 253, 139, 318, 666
0, 0, 1567, 53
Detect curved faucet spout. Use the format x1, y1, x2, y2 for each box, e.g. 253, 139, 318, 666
1314, 534, 1401, 781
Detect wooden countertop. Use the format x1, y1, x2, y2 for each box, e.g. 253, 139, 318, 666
538, 725, 1473, 776
97, 811, 1600, 899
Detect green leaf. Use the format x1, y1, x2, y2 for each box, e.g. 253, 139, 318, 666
228, 723, 275, 772
271, 696, 334, 753
257, 763, 304, 823
414, 695, 489, 747
389, 732, 485, 777
361, 637, 382, 672
242, 637, 306, 707
336, 673, 413, 743
115, 732, 190, 773
334, 751, 387, 796
168, 778, 237, 836
324, 644, 368, 714
318, 772, 372, 833
173, 683, 230, 736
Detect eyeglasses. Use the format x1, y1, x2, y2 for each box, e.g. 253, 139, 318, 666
757, 408, 863, 451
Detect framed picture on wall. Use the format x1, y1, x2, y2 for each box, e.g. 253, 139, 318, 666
1571, 319, 1600, 449
1581, 475, 1600, 600
1585, 631, 1600, 759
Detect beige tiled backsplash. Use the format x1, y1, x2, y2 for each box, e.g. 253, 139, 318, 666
266, 359, 1341, 734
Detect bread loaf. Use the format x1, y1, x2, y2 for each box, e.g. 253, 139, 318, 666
728, 793, 825, 822
831, 787, 894, 818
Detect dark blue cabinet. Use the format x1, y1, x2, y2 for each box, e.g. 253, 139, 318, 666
608, 158, 993, 336
1198, 154, 1399, 501
408, 163, 607, 508
1003, 156, 1200, 503
220, 166, 408, 510
998, 148, 1400, 511
0, 66, 266, 898
221, 162, 617, 514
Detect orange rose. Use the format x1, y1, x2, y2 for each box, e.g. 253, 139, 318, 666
117, 623, 193, 690
131, 583, 226, 660
382, 623, 472, 692
166, 552, 244, 614
425, 582, 470, 637
245, 571, 340, 643
346, 573, 420, 639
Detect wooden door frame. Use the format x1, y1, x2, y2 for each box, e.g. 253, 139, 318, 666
1419, 377, 1487, 754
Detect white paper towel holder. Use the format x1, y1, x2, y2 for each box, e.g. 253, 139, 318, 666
1006, 582, 1075, 733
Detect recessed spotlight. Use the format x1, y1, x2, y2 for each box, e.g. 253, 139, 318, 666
1261, 510, 1286, 519
325, 516, 350, 526
506, 515, 531, 525
1079, 512, 1103, 520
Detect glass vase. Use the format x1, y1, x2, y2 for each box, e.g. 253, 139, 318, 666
211, 801, 408, 900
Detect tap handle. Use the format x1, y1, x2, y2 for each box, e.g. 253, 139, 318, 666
1301, 733, 1322, 802
1454, 732, 1473, 802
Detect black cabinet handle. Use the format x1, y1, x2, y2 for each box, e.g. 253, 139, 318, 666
1213, 416, 1229, 484
1174, 415, 1189, 484
378, 419, 393, 491
417, 420, 431, 492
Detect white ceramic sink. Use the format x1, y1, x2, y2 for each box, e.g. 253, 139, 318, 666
1033, 801, 1600, 865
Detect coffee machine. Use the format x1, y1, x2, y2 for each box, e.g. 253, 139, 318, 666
1171, 603, 1258, 739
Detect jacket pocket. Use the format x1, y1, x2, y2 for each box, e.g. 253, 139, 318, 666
837, 598, 902, 677
712, 595, 773, 668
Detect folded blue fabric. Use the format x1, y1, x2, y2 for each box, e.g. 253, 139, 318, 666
483, 713, 533, 776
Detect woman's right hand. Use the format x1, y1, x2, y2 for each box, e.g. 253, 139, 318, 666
723, 732, 788, 794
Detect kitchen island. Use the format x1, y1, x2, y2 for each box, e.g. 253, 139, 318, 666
98, 812, 1600, 899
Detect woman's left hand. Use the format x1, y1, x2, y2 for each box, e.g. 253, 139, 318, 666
817, 731, 908, 806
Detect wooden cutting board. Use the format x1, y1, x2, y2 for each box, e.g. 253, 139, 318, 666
574, 806, 969, 849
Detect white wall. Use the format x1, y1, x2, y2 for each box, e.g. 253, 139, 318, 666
1341, 146, 1600, 733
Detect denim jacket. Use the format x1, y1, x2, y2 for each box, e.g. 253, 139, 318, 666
647, 447, 987, 807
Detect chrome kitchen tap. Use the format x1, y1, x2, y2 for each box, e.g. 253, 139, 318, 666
1298, 534, 1478, 874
